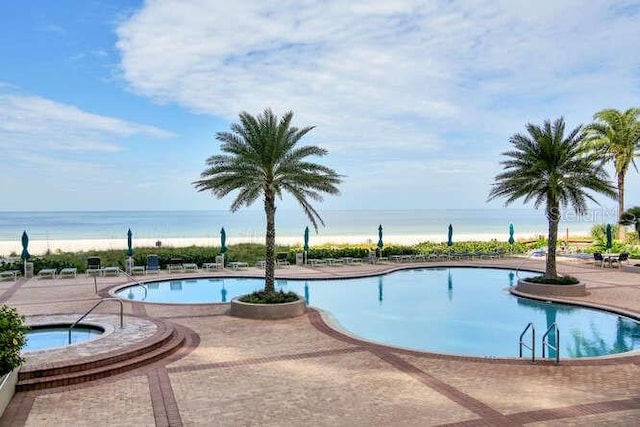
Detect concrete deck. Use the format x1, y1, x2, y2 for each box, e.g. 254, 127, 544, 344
1, 256, 640, 426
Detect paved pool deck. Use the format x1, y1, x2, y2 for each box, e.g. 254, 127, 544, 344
1, 256, 639, 426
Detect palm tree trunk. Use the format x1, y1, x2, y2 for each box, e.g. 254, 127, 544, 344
617, 173, 626, 240
545, 203, 559, 279
264, 190, 276, 294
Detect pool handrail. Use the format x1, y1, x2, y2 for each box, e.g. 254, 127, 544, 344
519, 322, 536, 363
542, 322, 560, 365
68, 297, 123, 344
117, 268, 148, 301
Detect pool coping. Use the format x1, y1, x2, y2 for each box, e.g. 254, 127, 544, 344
101, 263, 640, 365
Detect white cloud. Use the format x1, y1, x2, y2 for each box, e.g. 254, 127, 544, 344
0, 93, 174, 155
115, 0, 640, 152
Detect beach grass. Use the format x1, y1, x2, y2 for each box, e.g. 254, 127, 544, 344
0, 241, 537, 274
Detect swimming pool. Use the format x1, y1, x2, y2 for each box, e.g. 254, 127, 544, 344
24, 324, 105, 352
116, 268, 640, 358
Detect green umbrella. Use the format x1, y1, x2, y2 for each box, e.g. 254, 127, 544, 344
447, 224, 453, 246
508, 223, 515, 245
21, 230, 30, 276
220, 227, 227, 254
126, 228, 134, 257
377, 224, 384, 250
303, 226, 310, 265
21, 230, 30, 261
605, 224, 613, 250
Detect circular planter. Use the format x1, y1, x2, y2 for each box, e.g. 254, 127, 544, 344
515, 279, 586, 297
229, 295, 306, 320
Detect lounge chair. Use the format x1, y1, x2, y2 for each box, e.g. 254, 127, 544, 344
183, 261, 199, 272
0, 270, 19, 280
86, 257, 102, 276
130, 264, 146, 275
168, 258, 185, 273
38, 268, 57, 279
276, 252, 290, 267
146, 255, 161, 274
203, 255, 224, 270
101, 266, 120, 276
59, 267, 77, 278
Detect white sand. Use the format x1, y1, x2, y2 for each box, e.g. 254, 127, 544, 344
0, 232, 549, 256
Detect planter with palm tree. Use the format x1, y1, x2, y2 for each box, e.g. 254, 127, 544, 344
488, 117, 616, 295
583, 108, 640, 240
193, 108, 342, 318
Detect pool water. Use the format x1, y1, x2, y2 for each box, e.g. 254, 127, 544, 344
24, 325, 104, 352
116, 268, 640, 358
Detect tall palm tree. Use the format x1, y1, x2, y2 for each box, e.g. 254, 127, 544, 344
620, 206, 640, 241
488, 117, 616, 279
583, 108, 640, 239
193, 108, 342, 294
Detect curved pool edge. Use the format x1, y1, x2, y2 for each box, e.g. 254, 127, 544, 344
24, 316, 115, 353
306, 307, 640, 366
102, 265, 640, 363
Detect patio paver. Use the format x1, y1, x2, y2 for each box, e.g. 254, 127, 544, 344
1, 257, 640, 426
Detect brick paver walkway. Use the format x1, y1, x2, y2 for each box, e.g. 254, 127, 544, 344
1, 257, 639, 426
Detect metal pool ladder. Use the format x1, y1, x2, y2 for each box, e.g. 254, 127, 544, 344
519, 322, 536, 363
542, 323, 560, 365
68, 297, 123, 344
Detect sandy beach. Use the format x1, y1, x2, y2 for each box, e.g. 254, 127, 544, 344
0, 231, 559, 256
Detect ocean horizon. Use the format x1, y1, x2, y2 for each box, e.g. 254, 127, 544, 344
0, 208, 618, 243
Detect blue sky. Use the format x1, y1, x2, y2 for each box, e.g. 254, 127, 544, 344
1, 0, 639, 213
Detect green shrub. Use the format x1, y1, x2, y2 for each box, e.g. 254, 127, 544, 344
239, 290, 299, 304
523, 275, 580, 285
0, 305, 29, 375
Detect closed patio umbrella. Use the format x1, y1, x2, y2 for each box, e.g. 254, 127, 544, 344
125, 228, 134, 274
377, 224, 384, 256
303, 226, 309, 264
220, 227, 227, 266
447, 224, 453, 246
21, 230, 30, 277
126, 229, 134, 257
220, 227, 227, 254
508, 223, 515, 245
605, 224, 613, 251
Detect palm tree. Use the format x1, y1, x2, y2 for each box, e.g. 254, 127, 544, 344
488, 117, 616, 279
583, 108, 640, 239
620, 206, 640, 242
193, 108, 342, 294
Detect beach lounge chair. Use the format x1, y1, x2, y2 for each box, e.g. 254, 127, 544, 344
38, 268, 57, 279
276, 252, 290, 267
86, 257, 102, 276
183, 261, 199, 272
168, 258, 185, 273
146, 255, 161, 274
59, 267, 77, 278
101, 266, 120, 276
0, 270, 19, 280
203, 255, 224, 270
130, 264, 146, 275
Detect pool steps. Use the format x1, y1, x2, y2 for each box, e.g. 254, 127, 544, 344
16, 320, 187, 391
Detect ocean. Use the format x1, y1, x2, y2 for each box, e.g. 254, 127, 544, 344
0, 208, 615, 243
